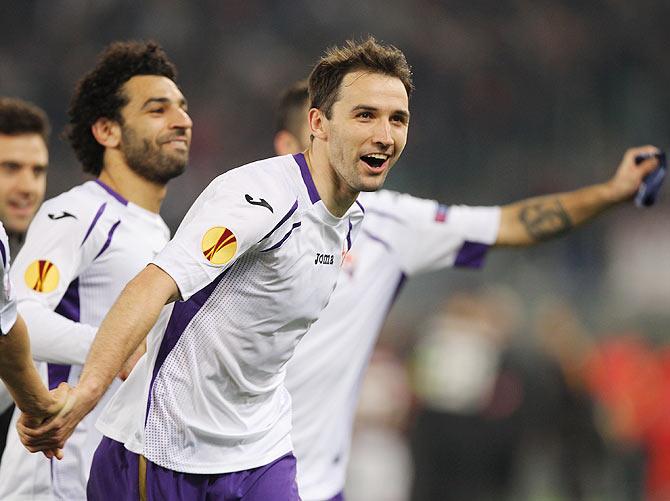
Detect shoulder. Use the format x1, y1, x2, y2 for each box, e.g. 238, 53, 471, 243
38, 182, 114, 224
25, 182, 122, 249
357, 190, 439, 225
205, 155, 299, 215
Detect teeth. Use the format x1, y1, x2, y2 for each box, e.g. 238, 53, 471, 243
365, 153, 388, 160
10, 200, 32, 209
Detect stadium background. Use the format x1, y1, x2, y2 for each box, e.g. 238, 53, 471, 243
2, 1, 670, 499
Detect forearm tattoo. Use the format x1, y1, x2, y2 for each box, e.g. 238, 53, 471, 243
518, 199, 573, 241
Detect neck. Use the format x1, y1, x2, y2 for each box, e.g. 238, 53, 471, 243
98, 163, 166, 214
304, 147, 358, 218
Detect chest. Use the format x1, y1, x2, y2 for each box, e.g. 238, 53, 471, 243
249, 211, 352, 324
81, 215, 167, 295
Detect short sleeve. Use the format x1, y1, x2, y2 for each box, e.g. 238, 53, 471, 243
9, 201, 99, 311
0, 224, 16, 335
153, 171, 290, 300
361, 191, 501, 276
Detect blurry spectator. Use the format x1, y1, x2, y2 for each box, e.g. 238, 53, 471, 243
345, 346, 413, 501
409, 287, 528, 501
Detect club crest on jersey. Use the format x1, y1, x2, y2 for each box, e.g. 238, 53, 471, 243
202, 226, 237, 265
24, 260, 59, 293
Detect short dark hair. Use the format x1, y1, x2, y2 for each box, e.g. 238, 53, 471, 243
66, 40, 178, 176
0, 97, 50, 143
275, 80, 309, 137
309, 36, 413, 119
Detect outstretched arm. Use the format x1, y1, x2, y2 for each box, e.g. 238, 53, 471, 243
496, 146, 661, 246
0, 315, 67, 420
17, 264, 179, 453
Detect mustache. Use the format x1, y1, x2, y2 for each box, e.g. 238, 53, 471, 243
158, 130, 189, 144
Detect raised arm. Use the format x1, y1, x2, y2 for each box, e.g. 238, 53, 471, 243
496, 146, 661, 246
17, 264, 179, 452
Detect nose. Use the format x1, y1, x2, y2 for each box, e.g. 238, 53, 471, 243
16, 166, 41, 195
372, 120, 393, 149
171, 107, 193, 130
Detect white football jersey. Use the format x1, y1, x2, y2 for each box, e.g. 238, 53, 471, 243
0, 222, 16, 335
0, 180, 169, 501
96, 154, 364, 474
286, 190, 500, 500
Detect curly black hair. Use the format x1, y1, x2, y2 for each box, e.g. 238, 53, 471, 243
0, 97, 50, 143
66, 40, 177, 175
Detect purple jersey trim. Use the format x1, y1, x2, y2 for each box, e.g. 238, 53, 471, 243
0, 239, 6, 268
293, 153, 320, 203
454, 241, 490, 268
81, 203, 107, 246
361, 229, 392, 252
346, 220, 353, 251
94, 220, 121, 260
260, 222, 301, 252
146, 269, 229, 424
355, 200, 365, 213
48, 277, 80, 390
261, 200, 298, 242
328, 493, 345, 501
95, 179, 129, 206
365, 207, 404, 224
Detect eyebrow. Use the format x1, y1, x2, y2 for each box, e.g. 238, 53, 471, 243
0, 160, 48, 169
140, 96, 189, 110
351, 104, 410, 121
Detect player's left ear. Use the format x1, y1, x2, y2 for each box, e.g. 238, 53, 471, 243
308, 108, 328, 141
274, 130, 301, 156
91, 117, 122, 148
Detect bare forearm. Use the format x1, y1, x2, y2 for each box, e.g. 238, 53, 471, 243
0, 316, 53, 415
498, 183, 616, 246
77, 265, 177, 409
496, 147, 660, 246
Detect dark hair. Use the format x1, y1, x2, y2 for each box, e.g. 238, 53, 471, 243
0, 97, 50, 143
66, 40, 177, 175
274, 80, 309, 137
309, 36, 413, 119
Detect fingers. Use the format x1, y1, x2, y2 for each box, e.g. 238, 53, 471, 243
16, 387, 82, 455
625, 145, 661, 175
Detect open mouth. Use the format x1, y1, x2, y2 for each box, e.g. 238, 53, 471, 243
360, 153, 389, 169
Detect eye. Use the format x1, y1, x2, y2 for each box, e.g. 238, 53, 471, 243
356, 111, 373, 120
33, 166, 47, 177
0, 162, 21, 173
391, 114, 408, 125
149, 107, 165, 115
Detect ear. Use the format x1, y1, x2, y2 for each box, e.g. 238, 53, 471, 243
273, 130, 301, 156
91, 117, 121, 148
308, 108, 328, 141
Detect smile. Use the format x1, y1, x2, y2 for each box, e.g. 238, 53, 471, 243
360, 153, 390, 169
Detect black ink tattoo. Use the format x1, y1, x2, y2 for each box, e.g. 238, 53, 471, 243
518, 199, 573, 241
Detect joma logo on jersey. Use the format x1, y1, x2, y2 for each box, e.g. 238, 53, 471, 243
314, 252, 334, 265
202, 226, 237, 265
24, 260, 59, 293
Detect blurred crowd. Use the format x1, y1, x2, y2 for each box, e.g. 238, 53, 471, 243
2, 1, 669, 499
348, 288, 670, 500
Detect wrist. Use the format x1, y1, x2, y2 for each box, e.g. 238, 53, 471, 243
76, 378, 106, 409
597, 181, 623, 206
